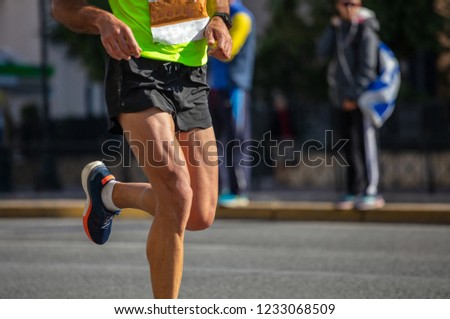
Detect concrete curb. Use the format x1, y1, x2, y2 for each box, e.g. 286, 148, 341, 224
0, 199, 449, 224
216, 201, 450, 224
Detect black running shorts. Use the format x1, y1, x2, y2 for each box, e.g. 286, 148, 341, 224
104, 57, 212, 134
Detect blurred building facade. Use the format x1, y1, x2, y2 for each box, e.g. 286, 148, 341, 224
0, 0, 105, 124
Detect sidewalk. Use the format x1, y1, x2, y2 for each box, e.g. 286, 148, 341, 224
0, 188, 449, 224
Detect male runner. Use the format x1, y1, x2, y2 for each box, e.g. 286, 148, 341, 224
52, 0, 232, 299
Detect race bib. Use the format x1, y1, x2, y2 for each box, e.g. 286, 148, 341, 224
149, 0, 210, 45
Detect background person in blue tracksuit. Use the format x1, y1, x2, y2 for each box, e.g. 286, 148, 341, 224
208, 0, 256, 207
317, 0, 385, 211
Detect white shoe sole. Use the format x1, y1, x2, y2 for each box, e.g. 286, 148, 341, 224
356, 199, 385, 211
219, 198, 250, 208
81, 161, 104, 218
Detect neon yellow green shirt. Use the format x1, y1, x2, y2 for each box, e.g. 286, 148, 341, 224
108, 0, 208, 66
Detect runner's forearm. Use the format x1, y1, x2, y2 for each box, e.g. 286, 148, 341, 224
51, 0, 113, 35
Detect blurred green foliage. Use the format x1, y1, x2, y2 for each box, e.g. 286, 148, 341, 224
363, 0, 445, 54
255, 0, 447, 99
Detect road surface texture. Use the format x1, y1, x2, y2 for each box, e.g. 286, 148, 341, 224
0, 218, 449, 299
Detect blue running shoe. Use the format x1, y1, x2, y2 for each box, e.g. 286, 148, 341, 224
81, 161, 121, 245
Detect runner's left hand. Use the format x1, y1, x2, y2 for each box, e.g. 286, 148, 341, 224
205, 16, 232, 61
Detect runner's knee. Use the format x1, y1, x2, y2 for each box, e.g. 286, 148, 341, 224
156, 172, 193, 230
186, 200, 216, 231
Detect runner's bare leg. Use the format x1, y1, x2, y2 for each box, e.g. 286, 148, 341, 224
112, 182, 156, 216
116, 108, 218, 298
176, 128, 218, 230
119, 108, 192, 298
112, 126, 219, 231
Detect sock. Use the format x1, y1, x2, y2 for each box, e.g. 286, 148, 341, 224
101, 180, 121, 212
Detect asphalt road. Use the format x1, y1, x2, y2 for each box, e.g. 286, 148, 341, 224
0, 218, 450, 299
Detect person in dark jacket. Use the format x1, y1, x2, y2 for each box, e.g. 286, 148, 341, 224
317, 0, 385, 211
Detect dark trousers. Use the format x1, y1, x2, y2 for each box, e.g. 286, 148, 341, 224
337, 108, 380, 196
209, 88, 252, 195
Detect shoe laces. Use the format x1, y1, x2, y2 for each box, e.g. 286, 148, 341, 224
101, 212, 116, 229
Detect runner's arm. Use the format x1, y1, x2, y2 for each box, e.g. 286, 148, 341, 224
205, 0, 232, 61
51, 0, 141, 60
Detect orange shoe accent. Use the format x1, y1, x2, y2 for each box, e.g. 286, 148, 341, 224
83, 202, 93, 242
101, 175, 115, 186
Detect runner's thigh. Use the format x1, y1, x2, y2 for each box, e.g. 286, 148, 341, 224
118, 108, 192, 219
